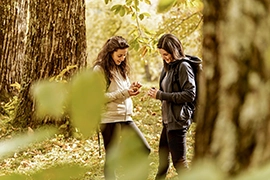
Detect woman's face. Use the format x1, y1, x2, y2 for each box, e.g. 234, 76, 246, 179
159, 48, 173, 64
112, 48, 128, 65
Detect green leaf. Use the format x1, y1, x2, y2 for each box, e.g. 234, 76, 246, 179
70, 70, 105, 137
32, 81, 68, 118
134, 0, 139, 7
157, 0, 176, 13
129, 38, 140, 51
119, 6, 126, 16
143, 0, 152, 5
234, 163, 270, 180
142, 25, 155, 35
111, 4, 122, 15
139, 13, 144, 20
132, 3, 140, 11
141, 12, 151, 17
106, 128, 149, 180
126, 0, 133, 6
0, 174, 27, 180
31, 164, 87, 180
179, 160, 225, 180
0, 126, 57, 159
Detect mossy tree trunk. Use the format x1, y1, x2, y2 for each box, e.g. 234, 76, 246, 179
194, 0, 270, 175
0, 0, 27, 102
13, 0, 87, 128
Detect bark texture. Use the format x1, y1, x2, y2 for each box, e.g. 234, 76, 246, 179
13, 0, 87, 128
195, 0, 270, 175
0, 0, 27, 101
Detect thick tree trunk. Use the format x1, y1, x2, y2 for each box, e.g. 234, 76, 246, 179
195, 0, 270, 175
0, 0, 27, 101
13, 0, 87, 128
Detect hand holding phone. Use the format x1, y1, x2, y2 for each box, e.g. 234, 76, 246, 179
148, 87, 158, 99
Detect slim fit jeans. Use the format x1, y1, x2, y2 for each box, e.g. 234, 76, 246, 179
155, 125, 187, 180
101, 121, 151, 180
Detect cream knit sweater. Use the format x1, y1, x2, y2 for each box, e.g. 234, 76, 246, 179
93, 65, 133, 123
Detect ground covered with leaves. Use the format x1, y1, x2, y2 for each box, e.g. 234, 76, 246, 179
0, 86, 196, 180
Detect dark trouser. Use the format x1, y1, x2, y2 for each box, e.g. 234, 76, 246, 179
155, 126, 187, 180
101, 121, 151, 180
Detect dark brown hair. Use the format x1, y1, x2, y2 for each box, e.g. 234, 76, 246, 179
93, 36, 130, 80
157, 33, 185, 70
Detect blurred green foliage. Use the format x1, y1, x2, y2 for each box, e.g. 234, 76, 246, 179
1, 0, 202, 179
1, 85, 270, 180
32, 81, 68, 118
1, 0, 270, 179
31, 165, 87, 180
31, 69, 105, 137
103, 128, 150, 180
69, 70, 105, 137
0, 0, 242, 180
157, 0, 177, 13
0, 127, 57, 160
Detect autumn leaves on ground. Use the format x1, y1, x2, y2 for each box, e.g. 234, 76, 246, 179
0, 85, 196, 180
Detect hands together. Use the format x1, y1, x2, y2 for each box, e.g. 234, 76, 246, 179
128, 82, 158, 99
128, 81, 142, 96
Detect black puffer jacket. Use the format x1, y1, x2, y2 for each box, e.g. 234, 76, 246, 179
156, 55, 202, 131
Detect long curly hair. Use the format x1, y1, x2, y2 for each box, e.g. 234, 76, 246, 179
93, 36, 130, 81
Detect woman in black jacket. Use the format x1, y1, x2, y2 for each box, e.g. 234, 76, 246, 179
148, 33, 202, 179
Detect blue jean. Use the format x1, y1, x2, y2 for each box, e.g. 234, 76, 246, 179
155, 125, 187, 180
101, 121, 151, 180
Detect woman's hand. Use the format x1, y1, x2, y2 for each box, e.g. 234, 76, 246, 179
148, 87, 158, 99
129, 81, 142, 96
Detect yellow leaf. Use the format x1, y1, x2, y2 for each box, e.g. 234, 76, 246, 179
157, 0, 176, 13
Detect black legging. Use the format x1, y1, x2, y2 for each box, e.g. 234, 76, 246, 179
155, 126, 187, 180
101, 121, 151, 180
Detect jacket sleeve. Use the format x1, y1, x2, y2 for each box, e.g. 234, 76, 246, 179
105, 89, 130, 102
156, 62, 196, 104
93, 66, 130, 102
105, 75, 130, 102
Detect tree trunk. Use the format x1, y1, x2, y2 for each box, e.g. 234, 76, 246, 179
195, 0, 270, 175
0, 0, 27, 101
13, 0, 87, 129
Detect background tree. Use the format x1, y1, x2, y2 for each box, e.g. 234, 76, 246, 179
85, 0, 157, 81
195, 0, 270, 176
147, 0, 203, 81
94, 0, 203, 82
13, 0, 87, 129
85, 0, 128, 65
0, 0, 27, 102
2, 0, 270, 179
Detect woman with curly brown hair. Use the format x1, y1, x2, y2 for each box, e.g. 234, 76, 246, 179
93, 36, 151, 180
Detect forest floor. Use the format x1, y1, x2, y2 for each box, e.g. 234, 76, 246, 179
0, 86, 196, 180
